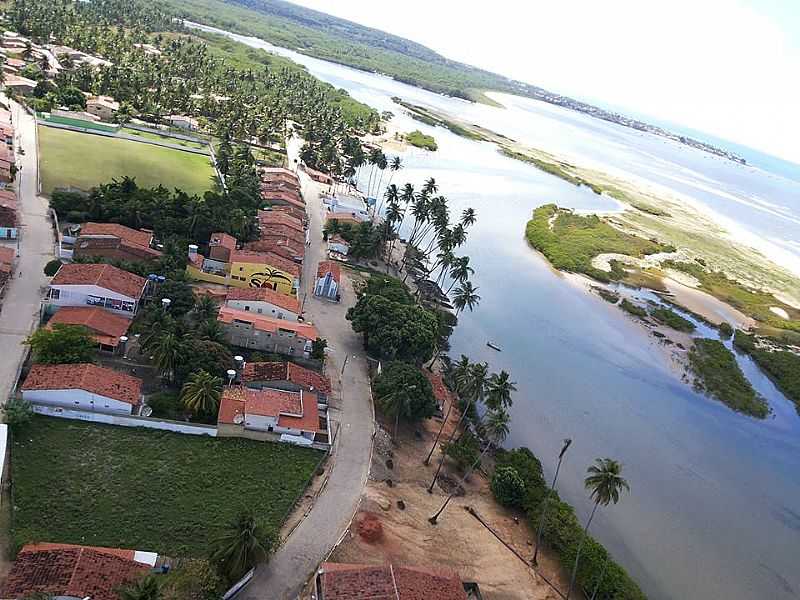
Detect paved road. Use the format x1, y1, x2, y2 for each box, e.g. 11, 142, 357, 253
0, 101, 53, 402
242, 138, 375, 599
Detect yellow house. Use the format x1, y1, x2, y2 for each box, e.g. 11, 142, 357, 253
229, 250, 300, 295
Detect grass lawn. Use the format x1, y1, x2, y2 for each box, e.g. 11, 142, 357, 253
38, 126, 217, 196
11, 417, 323, 557
120, 127, 209, 151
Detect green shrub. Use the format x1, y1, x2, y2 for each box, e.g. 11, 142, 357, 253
491, 466, 526, 508
718, 322, 733, 339
43, 259, 62, 277
443, 431, 481, 472
649, 306, 696, 332
405, 130, 437, 151
619, 299, 647, 318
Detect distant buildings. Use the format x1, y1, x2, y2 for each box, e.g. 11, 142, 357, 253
47, 263, 148, 317
86, 95, 119, 121
165, 114, 198, 130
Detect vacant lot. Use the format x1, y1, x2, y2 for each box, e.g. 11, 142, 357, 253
11, 417, 323, 556
38, 126, 216, 196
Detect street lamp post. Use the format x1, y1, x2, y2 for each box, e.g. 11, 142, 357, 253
532, 438, 572, 565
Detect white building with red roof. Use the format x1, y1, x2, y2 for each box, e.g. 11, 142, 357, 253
47, 306, 131, 351
21, 363, 143, 417
217, 385, 327, 445
225, 286, 302, 321
47, 263, 148, 317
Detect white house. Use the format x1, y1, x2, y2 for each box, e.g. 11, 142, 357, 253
166, 114, 199, 130
47, 263, 148, 318
225, 286, 301, 321
21, 363, 143, 417
314, 260, 341, 301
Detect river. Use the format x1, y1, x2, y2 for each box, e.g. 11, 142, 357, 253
191, 22, 800, 600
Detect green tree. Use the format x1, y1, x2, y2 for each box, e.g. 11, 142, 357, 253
150, 332, 183, 383
4, 397, 34, 429
43, 259, 62, 277
491, 466, 526, 508
180, 370, 223, 416
119, 575, 162, 600
25, 324, 96, 364
373, 361, 436, 438
568, 458, 630, 599
192, 295, 219, 322
311, 337, 328, 361
452, 280, 481, 315
210, 512, 274, 583
486, 370, 516, 410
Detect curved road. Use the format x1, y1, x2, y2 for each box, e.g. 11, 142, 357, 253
242, 138, 374, 599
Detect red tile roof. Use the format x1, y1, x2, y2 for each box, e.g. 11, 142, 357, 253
258, 223, 306, 245
218, 386, 321, 432
241, 361, 331, 394
226, 286, 301, 315
230, 249, 301, 278
244, 237, 304, 262
318, 563, 468, 600
51, 263, 147, 300
22, 363, 143, 405
0, 245, 14, 266
218, 306, 319, 340
3, 544, 148, 600
317, 260, 341, 283
210, 232, 238, 250
258, 210, 304, 232
80, 223, 154, 250
47, 306, 131, 347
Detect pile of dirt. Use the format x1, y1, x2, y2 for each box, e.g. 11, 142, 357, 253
356, 511, 383, 543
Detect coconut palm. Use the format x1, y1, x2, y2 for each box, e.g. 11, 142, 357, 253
428, 408, 510, 524
386, 155, 403, 188
452, 281, 481, 315
193, 295, 219, 321
196, 318, 226, 344
567, 458, 630, 599
210, 511, 270, 583
180, 369, 223, 416
445, 256, 474, 294
151, 332, 183, 383
485, 370, 516, 410
461, 208, 477, 228
119, 576, 162, 600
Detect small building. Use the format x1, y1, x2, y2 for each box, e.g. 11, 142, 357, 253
21, 363, 143, 417
0, 189, 17, 238
314, 562, 478, 600
218, 306, 318, 356
257, 208, 304, 233
208, 231, 237, 263
325, 213, 367, 229
225, 286, 301, 321
256, 223, 306, 246
47, 263, 148, 317
4, 75, 38, 96
314, 260, 341, 301
2, 542, 156, 600
327, 234, 350, 257
47, 306, 131, 352
165, 114, 198, 130
74, 222, 161, 263
217, 385, 326, 444
229, 249, 300, 295
242, 361, 332, 396
86, 95, 119, 121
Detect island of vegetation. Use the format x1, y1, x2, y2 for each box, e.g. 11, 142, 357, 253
733, 332, 800, 412
405, 129, 437, 151
649, 306, 696, 333
688, 339, 768, 418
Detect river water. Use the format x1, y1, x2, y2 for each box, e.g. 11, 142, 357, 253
191, 23, 800, 600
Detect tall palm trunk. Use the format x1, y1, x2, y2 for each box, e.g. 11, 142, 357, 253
567, 501, 600, 599
429, 442, 492, 524
428, 394, 474, 492
424, 394, 456, 465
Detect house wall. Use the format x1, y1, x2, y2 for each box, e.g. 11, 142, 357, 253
72, 245, 144, 264
186, 264, 229, 285
225, 298, 299, 321
47, 283, 139, 317
86, 103, 116, 121
22, 388, 134, 415
31, 404, 218, 435
222, 321, 311, 356
229, 260, 298, 295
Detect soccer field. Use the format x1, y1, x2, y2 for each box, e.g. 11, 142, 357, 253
38, 126, 217, 196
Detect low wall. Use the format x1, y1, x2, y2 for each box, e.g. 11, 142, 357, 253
186, 264, 229, 285
32, 405, 218, 436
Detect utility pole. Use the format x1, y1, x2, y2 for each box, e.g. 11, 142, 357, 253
532, 438, 572, 565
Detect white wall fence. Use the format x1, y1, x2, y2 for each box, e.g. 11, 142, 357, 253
32, 405, 218, 436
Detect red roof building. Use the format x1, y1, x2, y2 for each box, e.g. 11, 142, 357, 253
225, 286, 301, 317
208, 231, 238, 263
230, 249, 302, 278
75, 222, 160, 262
22, 363, 143, 406
2, 544, 150, 600
50, 263, 147, 300
47, 306, 131, 348
241, 361, 331, 394
257, 209, 305, 233
244, 236, 304, 263
315, 563, 470, 600
218, 385, 323, 440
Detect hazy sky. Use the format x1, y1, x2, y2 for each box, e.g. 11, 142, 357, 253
290, 0, 800, 164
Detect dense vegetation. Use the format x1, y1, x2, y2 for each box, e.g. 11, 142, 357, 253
494, 448, 646, 600
11, 416, 323, 556
619, 299, 647, 318
405, 130, 437, 151
649, 306, 696, 332
373, 361, 437, 431
734, 332, 800, 412
688, 339, 768, 418
394, 98, 489, 141
526, 205, 667, 282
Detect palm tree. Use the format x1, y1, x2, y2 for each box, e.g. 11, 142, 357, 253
452, 281, 480, 315
445, 256, 474, 295
151, 332, 183, 383
428, 361, 489, 492
461, 208, 477, 228
485, 370, 516, 410
196, 319, 226, 344
119, 576, 162, 600
377, 385, 417, 441
386, 155, 403, 188
423, 355, 471, 465
567, 458, 630, 599
193, 295, 218, 321
181, 370, 223, 416
210, 511, 270, 583
428, 408, 510, 524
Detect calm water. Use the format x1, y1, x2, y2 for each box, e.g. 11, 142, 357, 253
193, 23, 800, 600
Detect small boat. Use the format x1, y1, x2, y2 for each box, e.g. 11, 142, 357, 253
486, 341, 502, 352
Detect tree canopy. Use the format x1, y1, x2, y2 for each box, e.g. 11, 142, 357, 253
25, 324, 96, 364
373, 361, 437, 424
